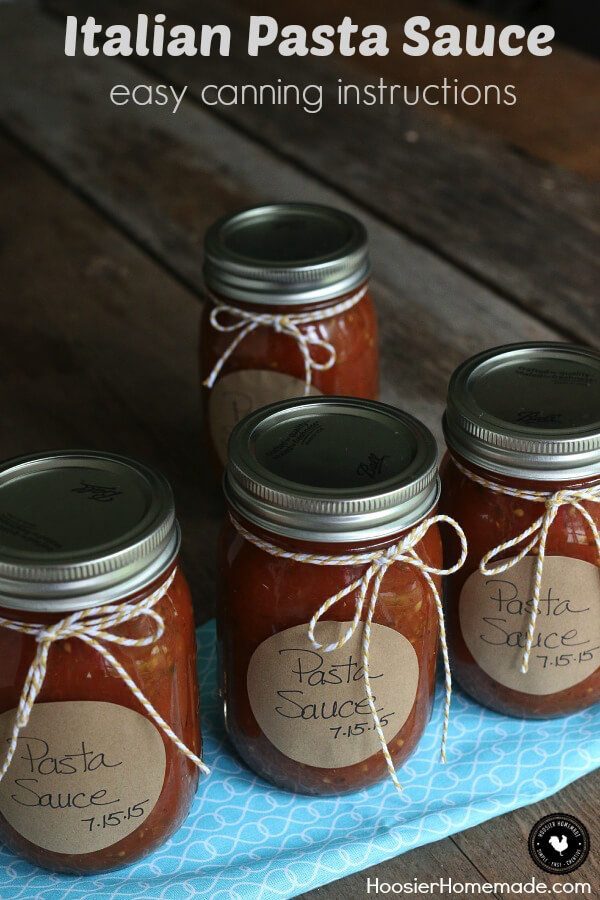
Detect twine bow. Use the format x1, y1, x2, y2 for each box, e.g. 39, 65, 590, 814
233, 514, 468, 791
0, 569, 210, 782
452, 457, 600, 674
203, 286, 368, 394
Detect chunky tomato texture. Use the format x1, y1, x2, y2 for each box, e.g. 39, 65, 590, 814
439, 454, 600, 718
217, 519, 442, 795
200, 286, 379, 472
0, 563, 200, 873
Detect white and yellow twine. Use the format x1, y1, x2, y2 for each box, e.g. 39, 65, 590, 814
233, 514, 468, 792
203, 285, 369, 394
0, 569, 210, 782
452, 457, 600, 674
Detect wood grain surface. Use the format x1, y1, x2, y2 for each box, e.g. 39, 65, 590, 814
0, 133, 223, 610
0, 2, 561, 453
303, 771, 600, 897
230, 0, 600, 179
43, 0, 600, 344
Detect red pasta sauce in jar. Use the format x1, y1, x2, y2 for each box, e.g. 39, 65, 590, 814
0, 452, 205, 873
217, 396, 462, 795
201, 204, 378, 469
439, 343, 600, 718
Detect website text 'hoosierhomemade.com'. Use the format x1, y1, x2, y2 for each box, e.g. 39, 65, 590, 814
365, 877, 592, 895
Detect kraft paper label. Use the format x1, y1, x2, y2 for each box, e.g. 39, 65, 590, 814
460, 556, 600, 695
209, 369, 321, 464
246, 621, 419, 768
0, 701, 166, 854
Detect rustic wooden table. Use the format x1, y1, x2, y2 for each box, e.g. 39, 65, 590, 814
0, 0, 598, 894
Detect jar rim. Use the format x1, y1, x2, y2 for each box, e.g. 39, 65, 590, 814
204, 203, 371, 306
0, 451, 181, 612
444, 342, 600, 481
225, 396, 440, 542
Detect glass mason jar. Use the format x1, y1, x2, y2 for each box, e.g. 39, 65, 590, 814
200, 204, 379, 469
0, 452, 202, 873
439, 343, 600, 718
217, 396, 446, 795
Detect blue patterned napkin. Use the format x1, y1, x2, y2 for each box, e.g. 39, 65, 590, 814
2, 621, 599, 899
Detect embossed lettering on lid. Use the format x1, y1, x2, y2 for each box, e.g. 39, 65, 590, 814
0, 451, 179, 611
444, 342, 600, 480
225, 396, 439, 541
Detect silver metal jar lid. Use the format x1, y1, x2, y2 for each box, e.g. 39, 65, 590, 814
0, 451, 180, 612
444, 342, 600, 481
203, 203, 370, 306
225, 397, 439, 542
